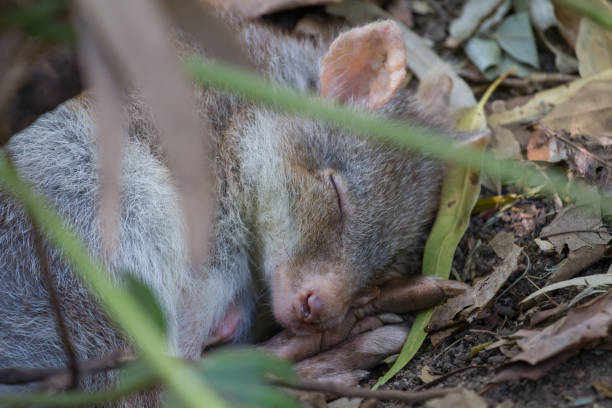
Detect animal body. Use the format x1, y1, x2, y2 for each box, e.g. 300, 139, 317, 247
0, 15, 452, 404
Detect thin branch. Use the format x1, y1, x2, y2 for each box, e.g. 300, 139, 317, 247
0, 362, 155, 407
539, 228, 610, 239
270, 378, 461, 404
31, 221, 80, 389
0, 352, 134, 388
414, 365, 488, 391
539, 124, 612, 171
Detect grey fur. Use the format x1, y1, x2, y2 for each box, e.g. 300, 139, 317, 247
0, 20, 445, 405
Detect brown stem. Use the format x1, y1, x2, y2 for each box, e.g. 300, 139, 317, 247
0, 352, 134, 389
31, 225, 81, 389
270, 378, 461, 404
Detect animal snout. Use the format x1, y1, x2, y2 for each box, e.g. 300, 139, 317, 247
297, 291, 323, 323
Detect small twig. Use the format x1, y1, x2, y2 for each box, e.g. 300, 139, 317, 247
414, 365, 488, 391
0, 352, 134, 388
460, 70, 578, 89
270, 378, 461, 404
539, 124, 612, 171
31, 221, 80, 389
539, 228, 610, 239
0, 360, 154, 408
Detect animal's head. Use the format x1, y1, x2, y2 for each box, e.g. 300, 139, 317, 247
247, 21, 445, 334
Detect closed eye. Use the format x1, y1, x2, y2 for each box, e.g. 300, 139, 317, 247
328, 171, 343, 221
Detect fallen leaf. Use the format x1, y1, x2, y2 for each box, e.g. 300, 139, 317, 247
540, 81, 612, 140
429, 244, 522, 331
491, 350, 578, 382
521, 273, 612, 304
534, 238, 555, 253
494, 12, 540, 69
593, 380, 612, 398
490, 124, 522, 159
554, 3, 581, 48
487, 68, 612, 126
494, 291, 612, 383
524, 303, 568, 327
419, 365, 442, 383
464, 37, 502, 73
471, 341, 494, 356
425, 388, 488, 408
530, 0, 558, 31
386, 0, 413, 28
484, 53, 535, 80
208, 0, 341, 18
489, 231, 516, 259
515, 291, 612, 365
446, 0, 508, 48
575, 1, 612, 77
540, 205, 611, 253
548, 244, 608, 283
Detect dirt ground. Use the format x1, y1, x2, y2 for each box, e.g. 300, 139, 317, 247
368, 191, 612, 407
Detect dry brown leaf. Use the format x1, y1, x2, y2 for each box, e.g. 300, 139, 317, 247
540, 205, 611, 253
490, 125, 521, 160
554, 4, 581, 49
491, 350, 578, 382
429, 245, 522, 331
524, 303, 568, 327
540, 81, 612, 139
514, 291, 612, 365
429, 325, 463, 347
494, 292, 612, 382
489, 231, 516, 259
205, 0, 340, 18
487, 69, 612, 126
548, 244, 608, 283
425, 388, 488, 408
419, 365, 442, 383
575, 1, 612, 77
386, 0, 413, 28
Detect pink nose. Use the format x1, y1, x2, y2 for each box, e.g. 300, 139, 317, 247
298, 292, 323, 323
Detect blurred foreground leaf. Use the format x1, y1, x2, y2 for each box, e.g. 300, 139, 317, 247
123, 273, 168, 337
199, 349, 298, 408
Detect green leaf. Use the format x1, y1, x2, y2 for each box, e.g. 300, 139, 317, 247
494, 12, 540, 68
464, 37, 502, 72
198, 349, 298, 408
373, 70, 506, 388
123, 272, 168, 336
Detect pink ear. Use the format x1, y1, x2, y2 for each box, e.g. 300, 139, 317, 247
320, 20, 407, 109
